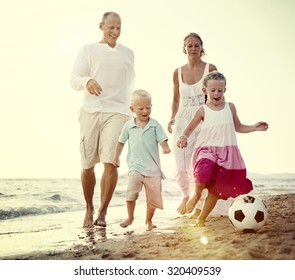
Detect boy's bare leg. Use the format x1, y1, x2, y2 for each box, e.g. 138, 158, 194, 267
81, 167, 96, 228
146, 206, 157, 231
195, 193, 218, 227
94, 163, 118, 227
177, 195, 189, 215
186, 183, 205, 213
120, 201, 135, 228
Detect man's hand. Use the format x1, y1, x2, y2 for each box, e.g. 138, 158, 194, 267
86, 79, 102, 96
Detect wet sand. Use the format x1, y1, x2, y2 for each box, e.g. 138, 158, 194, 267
7, 194, 295, 260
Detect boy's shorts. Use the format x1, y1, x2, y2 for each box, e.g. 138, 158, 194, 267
126, 171, 163, 210
79, 108, 130, 169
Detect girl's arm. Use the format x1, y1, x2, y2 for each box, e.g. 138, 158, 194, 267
177, 107, 204, 148
167, 69, 180, 133
112, 142, 125, 167
230, 103, 269, 133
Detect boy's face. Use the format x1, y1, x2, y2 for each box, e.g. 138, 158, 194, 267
130, 97, 152, 122
203, 80, 226, 104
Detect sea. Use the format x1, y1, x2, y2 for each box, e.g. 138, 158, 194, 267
0, 173, 294, 259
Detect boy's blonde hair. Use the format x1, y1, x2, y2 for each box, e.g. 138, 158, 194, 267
130, 89, 152, 105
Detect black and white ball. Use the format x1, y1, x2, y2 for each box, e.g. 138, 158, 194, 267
228, 195, 268, 233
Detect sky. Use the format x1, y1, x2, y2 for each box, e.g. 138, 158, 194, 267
0, 0, 294, 178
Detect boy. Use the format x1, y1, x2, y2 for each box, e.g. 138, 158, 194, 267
112, 89, 171, 230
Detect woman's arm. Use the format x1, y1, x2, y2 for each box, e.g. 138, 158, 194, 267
167, 69, 180, 133
209, 63, 217, 72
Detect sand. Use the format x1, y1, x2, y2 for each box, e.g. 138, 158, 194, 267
7, 193, 294, 260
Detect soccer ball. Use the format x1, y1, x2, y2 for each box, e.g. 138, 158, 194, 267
228, 195, 268, 233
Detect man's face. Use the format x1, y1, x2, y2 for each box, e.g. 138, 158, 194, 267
100, 14, 121, 47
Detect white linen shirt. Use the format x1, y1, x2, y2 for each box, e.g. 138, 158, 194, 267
119, 118, 168, 178
71, 42, 135, 116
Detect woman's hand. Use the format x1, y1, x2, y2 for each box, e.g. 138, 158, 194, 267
167, 118, 175, 133
177, 135, 188, 149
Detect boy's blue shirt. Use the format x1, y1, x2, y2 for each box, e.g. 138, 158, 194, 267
118, 117, 168, 178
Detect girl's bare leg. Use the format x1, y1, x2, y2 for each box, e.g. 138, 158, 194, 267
195, 193, 218, 227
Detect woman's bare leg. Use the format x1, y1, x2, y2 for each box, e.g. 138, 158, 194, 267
186, 183, 205, 213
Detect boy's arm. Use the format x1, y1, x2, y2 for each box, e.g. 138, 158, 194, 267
112, 142, 125, 167
230, 103, 268, 133
160, 140, 171, 154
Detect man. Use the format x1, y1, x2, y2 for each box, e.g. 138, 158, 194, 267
71, 11, 135, 227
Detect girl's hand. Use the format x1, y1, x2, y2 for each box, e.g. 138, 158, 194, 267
255, 121, 269, 131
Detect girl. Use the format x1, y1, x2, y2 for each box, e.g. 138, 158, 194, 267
177, 72, 268, 226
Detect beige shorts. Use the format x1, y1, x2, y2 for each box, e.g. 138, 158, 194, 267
79, 108, 130, 169
126, 171, 163, 209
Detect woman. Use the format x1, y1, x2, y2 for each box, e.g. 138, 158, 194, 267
167, 32, 217, 216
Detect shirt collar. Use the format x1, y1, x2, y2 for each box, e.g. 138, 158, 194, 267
128, 117, 157, 129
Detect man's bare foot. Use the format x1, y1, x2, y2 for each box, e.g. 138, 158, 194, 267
83, 209, 94, 228
186, 194, 198, 213
120, 218, 134, 228
189, 208, 201, 219
93, 214, 106, 227
146, 221, 157, 231
177, 196, 189, 215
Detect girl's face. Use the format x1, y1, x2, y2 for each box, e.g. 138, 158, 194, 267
184, 36, 203, 58
203, 80, 226, 105
130, 97, 152, 122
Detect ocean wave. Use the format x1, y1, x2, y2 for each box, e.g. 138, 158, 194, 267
0, 206, 65, 220
48, 194, 62, 201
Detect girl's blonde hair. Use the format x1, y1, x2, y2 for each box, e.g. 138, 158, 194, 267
130, 89, 152, 105
203, 71, 227, 87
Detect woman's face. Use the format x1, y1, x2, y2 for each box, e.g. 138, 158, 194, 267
183, 36, 203, 58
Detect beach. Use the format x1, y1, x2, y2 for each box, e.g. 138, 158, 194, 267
6, 193, 295, 260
